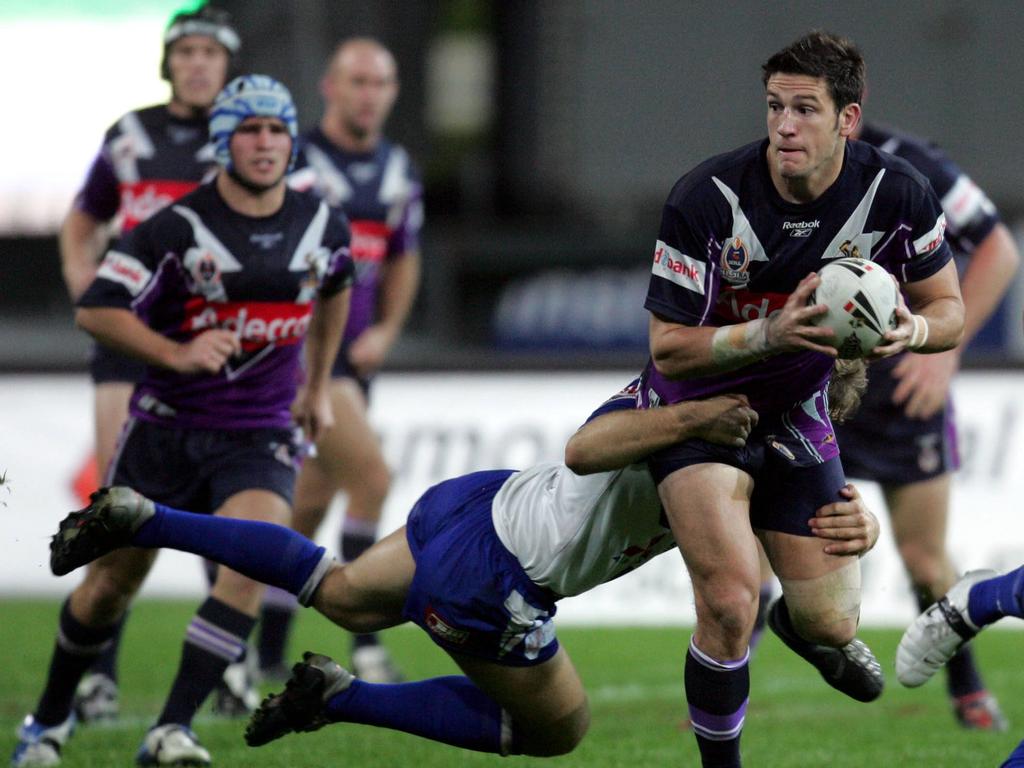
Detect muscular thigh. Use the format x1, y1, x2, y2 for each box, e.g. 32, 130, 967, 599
884, 474, 951, 551
93, 382, 133, 479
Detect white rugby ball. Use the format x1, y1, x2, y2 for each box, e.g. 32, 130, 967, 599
811, 257, 899, 359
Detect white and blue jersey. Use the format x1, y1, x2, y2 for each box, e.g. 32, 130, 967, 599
836, 123, 1002, 484
402, 383, 675, 666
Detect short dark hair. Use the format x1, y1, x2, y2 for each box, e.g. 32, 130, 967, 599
762, 30, 865, 111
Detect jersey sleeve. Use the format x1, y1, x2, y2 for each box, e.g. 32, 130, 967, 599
318, 207, 355, 297
387, 180, 423, 259
581, 377, 642, 425
77, 215, 168, 310
73, 148, 121, 222
902, 181, 954, 284
644, 190, 719, 326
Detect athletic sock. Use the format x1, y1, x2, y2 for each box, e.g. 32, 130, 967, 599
132, 504, 331, 604
340, 521, 380, 650
685, 638, 748, 768
1002, 738, 1024, 767
749, 582, 774, 654
967, 566, 1024, 628
35, 599, 121, 725
157, 597, 255, 726
258, 588, 298, 671
914, 587, 983, 698
324, 675, 508, 754
88, 611, 127, 682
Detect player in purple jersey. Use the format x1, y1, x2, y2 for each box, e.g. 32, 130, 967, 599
40, 387, 882, 760
896, 566, 1024, 766
58, 6, 241, 722
836, 120, 1019, 729
12, 75, 354, 768
641, 32, 966, 768
259, 38, 423, 684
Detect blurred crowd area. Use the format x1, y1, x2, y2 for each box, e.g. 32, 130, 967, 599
5, 1, 1024, 372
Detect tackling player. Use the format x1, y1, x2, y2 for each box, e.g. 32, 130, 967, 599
59, 5, 240, 722
259, 37, 423, 683
641, 31, 965, 767
43, 385, 882, 758
13, 75, 354, 768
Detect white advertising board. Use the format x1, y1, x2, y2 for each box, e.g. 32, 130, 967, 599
3, 372, 1023, 627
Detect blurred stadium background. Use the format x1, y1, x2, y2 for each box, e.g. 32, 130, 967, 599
4, 1, 1024, 619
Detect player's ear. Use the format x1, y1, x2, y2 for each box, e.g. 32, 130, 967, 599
839, 102, 861, 138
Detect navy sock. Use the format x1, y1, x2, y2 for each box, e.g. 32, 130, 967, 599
968, 566, 1024, 627
132, 504, 329, 602
157, 597, 255, 726
35, 599, 120, 725
324, 675, 507, 754
685, 638, 748, 768
88, 611, 127, 682
258, 588, 298, 671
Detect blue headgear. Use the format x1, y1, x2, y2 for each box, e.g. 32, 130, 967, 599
209, 74, 299, 171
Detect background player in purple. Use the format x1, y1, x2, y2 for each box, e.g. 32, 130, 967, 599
40, 387, 882, 760
12, 75, 354, 768
260, 37, 423, 683
896, 566, 1024, 765
835, 120, 1020, 729
57, 5, 240, 722
641, 32, 965, 767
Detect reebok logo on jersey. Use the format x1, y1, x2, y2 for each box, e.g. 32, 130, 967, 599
783, 219, 819, 238
652, 240, 705, 294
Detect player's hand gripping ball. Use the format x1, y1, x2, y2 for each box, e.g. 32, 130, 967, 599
811, 257, 899, 359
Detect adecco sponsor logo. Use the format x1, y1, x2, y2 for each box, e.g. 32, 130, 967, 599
184, 300, 313, 349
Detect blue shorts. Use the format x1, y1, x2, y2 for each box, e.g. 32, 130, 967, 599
834, 355, 959, 485
89, 342, 146, 385
403, 469, 560, 667
107, 418, 302, 512
648, 420, 847, 536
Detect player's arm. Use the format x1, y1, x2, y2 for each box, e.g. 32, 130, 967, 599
76, 307, 240, 373
873, 260, 964, 357
59, 209, 110, 302
565, 394, 757, 475
292, 286, 351, 442
650, 272, 836, 379
349, 248, 421, 377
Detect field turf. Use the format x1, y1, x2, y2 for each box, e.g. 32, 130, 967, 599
1, 599, 1021, 767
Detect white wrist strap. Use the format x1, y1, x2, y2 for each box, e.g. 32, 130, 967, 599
908, 315, 929, 350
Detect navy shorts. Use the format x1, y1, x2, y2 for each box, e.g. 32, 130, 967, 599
648, 423, 847, 536
834, 355, 959, 485
403, 469, 560, 667
89, 342, 146, 385
330, 340, 371, 396
107, 418, 303, 512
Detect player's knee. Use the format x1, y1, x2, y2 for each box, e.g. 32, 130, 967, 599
695, 582, 759, 638
357, 459, 391, 507
898, 543, 947, 589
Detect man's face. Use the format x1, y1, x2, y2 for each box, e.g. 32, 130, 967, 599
765, 73, 853, 184
322, 45, 398, 140
167, 35, 230, 111
229, 117, 292, 190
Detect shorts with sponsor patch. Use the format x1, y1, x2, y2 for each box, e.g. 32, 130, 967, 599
403, 469, 560, 667
89, 342, 146, 385
107, 418, 303, 512
834, 355, 959, 485
647, 400, 846, 536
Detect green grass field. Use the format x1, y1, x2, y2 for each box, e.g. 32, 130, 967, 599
1, 599, 1020, 767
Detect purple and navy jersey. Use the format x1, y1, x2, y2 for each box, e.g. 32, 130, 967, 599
74, 104, 216, 235
79, 183, 354, 430
643, 138, 953, 418
289, 129, 423, 345
857, 122, 1000, 256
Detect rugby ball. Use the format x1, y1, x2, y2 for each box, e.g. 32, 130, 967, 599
811, 257, 899, 359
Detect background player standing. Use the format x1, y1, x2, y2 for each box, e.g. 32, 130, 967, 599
835, 119, 1020, 730
13, 75, 354, 768
58, 4, 240, 722
258, 36, 423, 683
